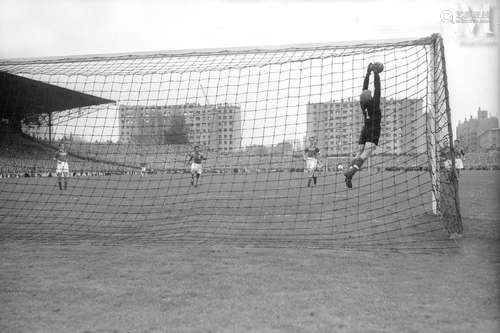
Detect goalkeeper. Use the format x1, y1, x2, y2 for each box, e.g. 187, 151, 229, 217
344, 62, 383, 188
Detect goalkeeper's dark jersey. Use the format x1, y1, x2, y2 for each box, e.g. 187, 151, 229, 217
361, 71, 381, 126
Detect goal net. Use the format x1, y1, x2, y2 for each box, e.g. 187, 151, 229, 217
0, 34, 462, 250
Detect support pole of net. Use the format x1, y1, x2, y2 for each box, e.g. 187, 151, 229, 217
429, 35, 440, 215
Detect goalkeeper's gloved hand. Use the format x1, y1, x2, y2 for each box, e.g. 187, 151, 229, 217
367, 63, 373, 73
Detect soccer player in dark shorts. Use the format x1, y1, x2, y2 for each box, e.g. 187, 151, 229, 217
344, 62, 383, 188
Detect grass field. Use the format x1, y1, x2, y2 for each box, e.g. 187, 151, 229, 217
1, 169, 447, 248
0, 170, 498, 332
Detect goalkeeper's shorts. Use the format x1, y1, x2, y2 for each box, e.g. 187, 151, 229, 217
358, 124, 381, 146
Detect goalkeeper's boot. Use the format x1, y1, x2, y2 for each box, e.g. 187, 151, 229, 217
344, 158, 364, 189
345, 159, 364, 175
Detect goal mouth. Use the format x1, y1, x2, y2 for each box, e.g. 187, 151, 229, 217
0, 34, 462, 250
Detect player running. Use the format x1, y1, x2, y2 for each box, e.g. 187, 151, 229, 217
304, 136, 320, 187
54, 142, 69, 190
187, 146, 206, 187
344, 62, 384, 188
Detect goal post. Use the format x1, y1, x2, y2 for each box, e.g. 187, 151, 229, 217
429, 34, 463, 236
0, 34, 462, 248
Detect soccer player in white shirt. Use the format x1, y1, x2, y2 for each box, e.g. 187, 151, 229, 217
187, 146, 206, 187
54, 143, 69, 190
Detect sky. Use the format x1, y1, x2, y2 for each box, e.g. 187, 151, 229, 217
0, 0, 498, 135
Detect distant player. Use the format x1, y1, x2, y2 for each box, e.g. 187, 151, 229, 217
453, 139, 465, 176
187, 146, 206, 187
441, 145, 453, 170
54, 142, 69, 190
304, 137, 320, 187
344, 62, 383, 188
140, 162, 147, 177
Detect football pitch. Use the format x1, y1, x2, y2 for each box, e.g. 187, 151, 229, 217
0, 171, 499, 332
1, 169, 444, 248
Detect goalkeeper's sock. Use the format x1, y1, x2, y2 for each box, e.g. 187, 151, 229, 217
58, 181, 62, 190
343, 167, 355, 179
307, 178, 312, 187
352, 157, 364, 169
344, 158, 364, 177
313, 176, 317, 185
64, 180, 67, 190
345, 176, 353, 188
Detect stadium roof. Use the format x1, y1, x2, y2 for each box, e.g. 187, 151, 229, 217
0, 71, 115, 119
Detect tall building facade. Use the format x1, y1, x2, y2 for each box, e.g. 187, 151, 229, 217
456, 108, 499, 151
119, 105, 171, 145
306, 98, 425, 156
119, 103, 242, 151
478, 128, 500, 150
186, 103, 242, 152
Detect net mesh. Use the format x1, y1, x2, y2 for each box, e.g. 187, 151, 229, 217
0, 34, 462, 250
